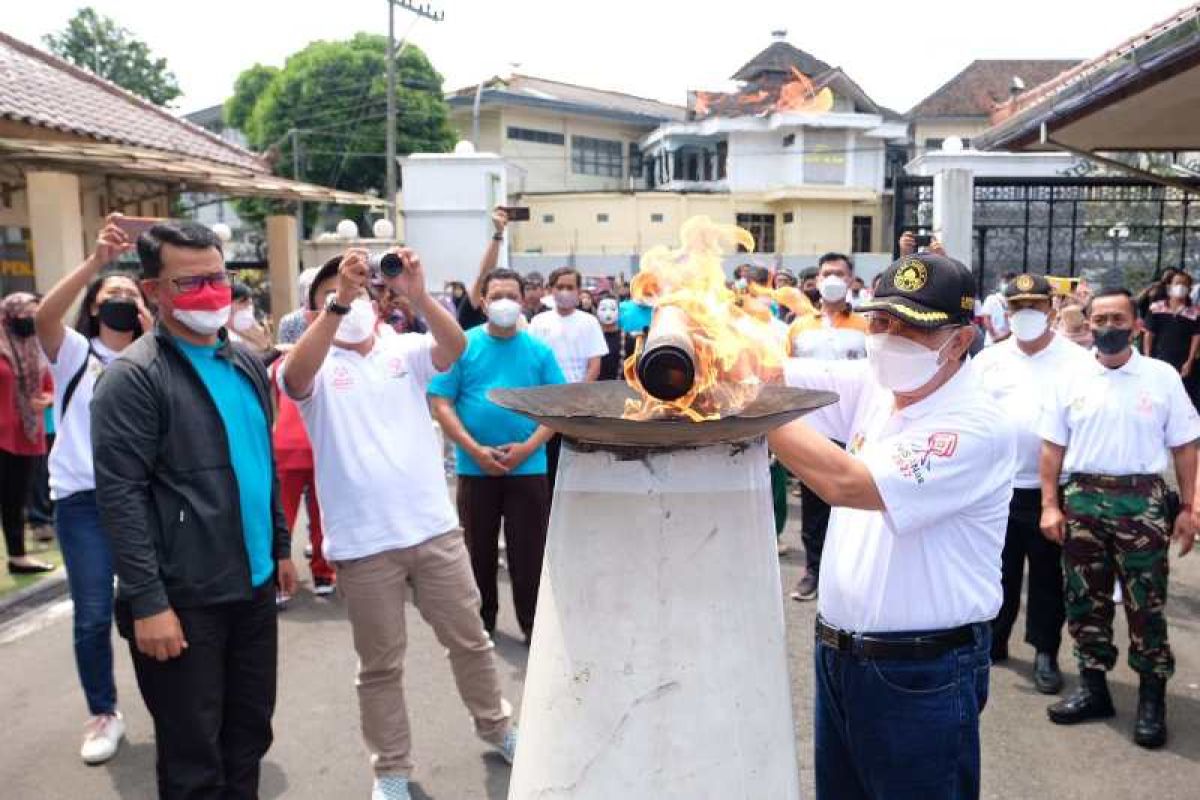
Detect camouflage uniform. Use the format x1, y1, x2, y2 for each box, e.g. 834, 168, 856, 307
1062, 475, 1173, 679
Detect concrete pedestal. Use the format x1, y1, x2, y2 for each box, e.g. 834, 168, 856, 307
508, 438, 800, 800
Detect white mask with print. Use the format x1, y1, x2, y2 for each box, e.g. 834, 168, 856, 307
596, 300, 619, 325
336, 298, 376, 344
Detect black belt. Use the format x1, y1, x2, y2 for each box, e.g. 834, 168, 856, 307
1069, 473, 1161, 490
815, 616, 977, 661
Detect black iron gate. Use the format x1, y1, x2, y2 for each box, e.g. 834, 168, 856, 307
894, 176, 1200, 294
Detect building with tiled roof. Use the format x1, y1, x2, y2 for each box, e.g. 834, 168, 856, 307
905, 59, 1081, 156
0, 30, 378, 315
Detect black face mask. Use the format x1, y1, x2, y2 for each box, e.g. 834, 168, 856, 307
6, 317, 34, 338
98, 298, 140, 333
1093, 326, 1131, 355
804, 288, 822, 305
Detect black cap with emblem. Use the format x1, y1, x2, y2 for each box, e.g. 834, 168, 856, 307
858, 254, 976, 329
1003, 273, 1053, 302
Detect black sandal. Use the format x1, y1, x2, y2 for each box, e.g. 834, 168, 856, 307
7, 560, 56, 575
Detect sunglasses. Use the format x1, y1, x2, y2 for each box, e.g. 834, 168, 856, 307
165, 271, 236, 295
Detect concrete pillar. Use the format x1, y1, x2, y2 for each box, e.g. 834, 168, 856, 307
508, 439, 800, 800
932, 168, 974, 267
266, 214, 299, 329
27, 171, 85, 293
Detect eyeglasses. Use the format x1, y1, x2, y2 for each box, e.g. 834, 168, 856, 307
166, 271, 236, 295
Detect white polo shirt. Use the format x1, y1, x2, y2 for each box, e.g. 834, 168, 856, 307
529, 309, 609, 383
1038, 348, 1200, 476
280, 333, 458, 561
973, 333, 1092, 489
44, 329, 122, 500
785, 359, 1016, 633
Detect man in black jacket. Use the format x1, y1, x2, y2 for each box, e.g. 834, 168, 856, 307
92, 220, 296, 799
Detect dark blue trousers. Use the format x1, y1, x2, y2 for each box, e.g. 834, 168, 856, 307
814, 622, 991, 800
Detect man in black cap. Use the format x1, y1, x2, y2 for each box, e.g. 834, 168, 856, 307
973, 274, 1092, 695
771, 253, 1016, 799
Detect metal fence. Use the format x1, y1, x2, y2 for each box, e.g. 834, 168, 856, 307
894, 176, 1200, 293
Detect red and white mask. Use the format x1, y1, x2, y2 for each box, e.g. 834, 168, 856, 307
171, 283, 233, 336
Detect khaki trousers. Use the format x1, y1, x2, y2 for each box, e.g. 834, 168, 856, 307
336, 531, 512, 777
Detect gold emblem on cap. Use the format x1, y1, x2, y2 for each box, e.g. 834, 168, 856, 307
893, 259, 928, 292
1014, 275, 1036, 292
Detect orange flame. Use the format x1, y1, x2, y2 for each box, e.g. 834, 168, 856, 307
776, 67, 835, 114
622, 216, 795, 422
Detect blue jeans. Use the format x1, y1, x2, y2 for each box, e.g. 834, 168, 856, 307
56, 491, 117, 716
814, 622, 991, 800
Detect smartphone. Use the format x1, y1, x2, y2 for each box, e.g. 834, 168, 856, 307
114, 215, 164, 239
500, 206, 531, 222
914, 233, 934, 248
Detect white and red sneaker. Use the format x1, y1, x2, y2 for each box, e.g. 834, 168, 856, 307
81, 712, 125, 765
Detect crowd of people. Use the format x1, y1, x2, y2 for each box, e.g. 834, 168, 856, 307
0, 209, 1196, 799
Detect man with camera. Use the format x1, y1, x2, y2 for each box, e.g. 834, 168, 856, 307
280, 249, 515, 800
1039, 287, 1199, 749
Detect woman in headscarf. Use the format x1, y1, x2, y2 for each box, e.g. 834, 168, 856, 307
0, 292, 55, 573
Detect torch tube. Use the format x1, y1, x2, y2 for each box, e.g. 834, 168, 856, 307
636, 305, 697, 402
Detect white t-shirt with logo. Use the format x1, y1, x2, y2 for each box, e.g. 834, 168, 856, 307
785, 359, 1017, 633
529, 309, 609, 383
1038, 349, 1200, 476
44, 329, 121, 500
973, 334, 1092, 489
281, 333, 458, 561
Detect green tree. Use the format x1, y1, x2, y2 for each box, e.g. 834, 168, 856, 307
224, 64, 279, 131
44, 7, 182, 107
230, 33, 456, 230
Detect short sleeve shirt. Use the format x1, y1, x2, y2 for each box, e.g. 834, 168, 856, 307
785, 359, 1017, 633
529, 309, 609, 383
973, 334, 1093, 489
427, 327, 565, 476
1146, 300, 1199, 370
787, 310, 868, 361
1038, 349, 1200, 475
281, 334, 458, 561
44, 328, 122, 499
981, 292, 1009, 344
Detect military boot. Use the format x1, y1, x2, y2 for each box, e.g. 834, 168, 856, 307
1047, 668, 1116, 724
1133, 675, 1167, 749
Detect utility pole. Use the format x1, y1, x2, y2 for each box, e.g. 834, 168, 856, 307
387, 0, 444, 226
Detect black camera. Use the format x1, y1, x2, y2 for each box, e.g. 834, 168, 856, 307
368, 251, 404, 278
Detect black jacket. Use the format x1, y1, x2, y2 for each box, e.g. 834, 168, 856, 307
91, 324, 288, 619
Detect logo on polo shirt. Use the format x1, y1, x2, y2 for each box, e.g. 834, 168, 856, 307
848, 431, 866, 455
891, 431, 959, 485
387, 357, 409, 380
332, 365, 354, 391
1136, 391, 1154, 417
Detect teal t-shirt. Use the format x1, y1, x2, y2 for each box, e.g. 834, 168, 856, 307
175, 339, 275, 587
428, 326, 565, 476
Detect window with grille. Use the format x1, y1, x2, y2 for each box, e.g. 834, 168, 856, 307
736, 214, 777, 253
852, 216, 873, 253
507, 126, 565, 145
629, 143, 643, 178
542, 214, 555, 223
651, 213, 664, 223
572, 135, 623, 177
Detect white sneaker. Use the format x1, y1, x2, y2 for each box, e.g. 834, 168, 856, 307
371, 775, 411, 800
81, 712, 125, 765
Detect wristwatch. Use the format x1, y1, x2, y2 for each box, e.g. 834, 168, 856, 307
492, 232, 504, 242
325, 295, 352, 316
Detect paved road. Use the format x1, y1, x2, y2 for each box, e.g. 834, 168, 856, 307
2, 501, 1200, 799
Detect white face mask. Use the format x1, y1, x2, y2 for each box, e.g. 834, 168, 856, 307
865, 331, 953, 393
1169, 284, 1190, 299
596, 300, 619, 325
487, 298, 522, 329
554, 289, 579, 311
231, 306, 256, 332
173, 306, 230, 337
1009, 308, 1049, 342
335, 298, 376, 344
818, 275, 849, 303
